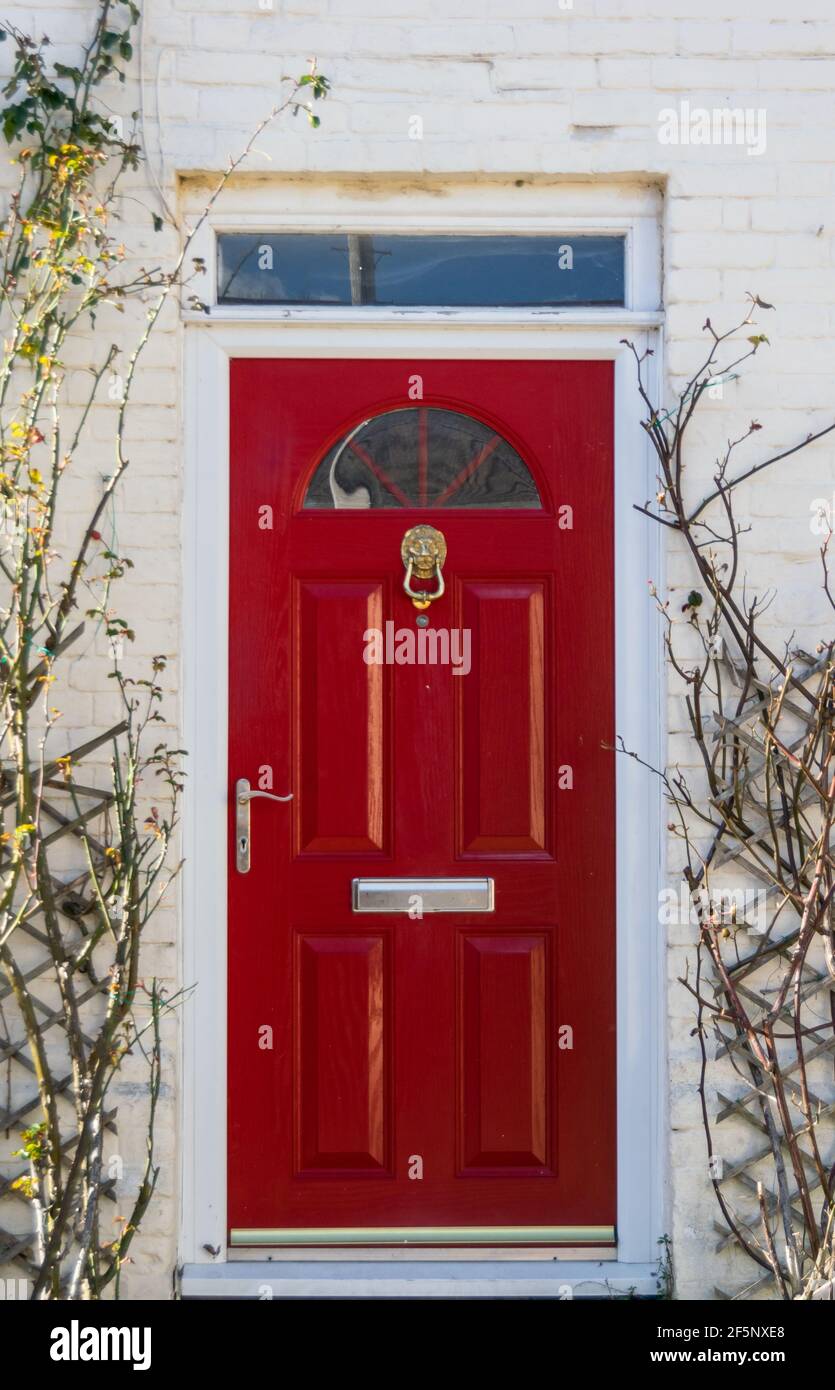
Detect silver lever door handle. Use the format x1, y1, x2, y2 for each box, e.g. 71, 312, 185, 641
235, 777, 292, 874
237, 788, 294, 805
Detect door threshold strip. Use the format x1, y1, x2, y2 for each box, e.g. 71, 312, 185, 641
230, 1225, 615, 1247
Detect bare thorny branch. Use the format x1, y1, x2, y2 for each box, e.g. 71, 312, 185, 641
624, 297, 835, 1298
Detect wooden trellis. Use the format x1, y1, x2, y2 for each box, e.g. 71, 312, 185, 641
0, 720, 126, 1284
695, 648, 835, 1299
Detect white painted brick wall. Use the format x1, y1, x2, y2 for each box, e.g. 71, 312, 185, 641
0, 0, 833, 1301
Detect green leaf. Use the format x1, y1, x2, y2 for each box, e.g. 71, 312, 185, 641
3, 102, 28, 144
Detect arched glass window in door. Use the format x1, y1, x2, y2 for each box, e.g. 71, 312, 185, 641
303, 407, 542, 510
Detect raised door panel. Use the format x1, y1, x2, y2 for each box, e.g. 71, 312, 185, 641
459, 581, 548, 856
296, 934, 391, 1174
458, 933, 550, 1173
295, 580, 388, 855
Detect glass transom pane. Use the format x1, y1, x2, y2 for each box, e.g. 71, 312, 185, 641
217, 233, 625, 307
303, 407, 542, 511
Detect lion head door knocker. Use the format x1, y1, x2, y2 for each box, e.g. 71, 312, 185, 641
401, 525, 447, 611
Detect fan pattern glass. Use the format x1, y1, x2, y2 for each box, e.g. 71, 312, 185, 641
303, 407, 542, 510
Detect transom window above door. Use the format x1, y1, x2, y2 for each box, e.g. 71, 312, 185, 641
302, 406, 543, 510
216, 233, 625, 307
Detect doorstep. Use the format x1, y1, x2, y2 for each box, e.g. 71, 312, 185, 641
179, 1258, 658, 1299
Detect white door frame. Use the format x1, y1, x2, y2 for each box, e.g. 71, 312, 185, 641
178, 202, 666, 1298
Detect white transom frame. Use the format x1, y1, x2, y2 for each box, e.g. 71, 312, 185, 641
181, 176, 662, 319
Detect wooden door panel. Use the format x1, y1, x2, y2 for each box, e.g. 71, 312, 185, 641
296, 934, 391, 1174
459, 932, 550, 1173
458, 580, 549, 856
295, 579, 388, 856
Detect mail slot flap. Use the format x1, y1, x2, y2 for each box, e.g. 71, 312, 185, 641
352, 877, 494, 914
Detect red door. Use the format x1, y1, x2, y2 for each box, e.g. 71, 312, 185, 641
228, 358, 615, 1248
